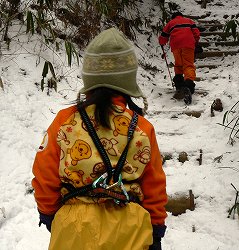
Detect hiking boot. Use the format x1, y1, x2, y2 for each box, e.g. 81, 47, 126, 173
173, 74, 184, 89
184, 79, 195, 94
182, 87, 192, 105
173, 88, 185, 99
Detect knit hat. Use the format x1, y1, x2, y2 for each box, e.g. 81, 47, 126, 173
171, 12, 183, 19
80, 28, 144, 98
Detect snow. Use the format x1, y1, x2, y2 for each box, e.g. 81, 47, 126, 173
0, 1, 239, 249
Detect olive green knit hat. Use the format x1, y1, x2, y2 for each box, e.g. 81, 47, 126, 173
80, 27, 144, 98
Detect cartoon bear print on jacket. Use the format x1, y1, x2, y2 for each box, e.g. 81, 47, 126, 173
123, 164, 138, 175
67, 139, 92, 166
64, 168, 85, 188
113, 115, 131, 136
57, 129, 70, 145
90, 162, 106, 178
100, 137, 138, 175
100, 137, 118, 156
133, 146, 151, 164
56, 106, 153, 205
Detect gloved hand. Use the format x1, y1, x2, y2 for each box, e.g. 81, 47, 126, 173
160, 45, 166, 59
195, 43, 203, 54
39, 211, 55, 232
149, 224, 167, 250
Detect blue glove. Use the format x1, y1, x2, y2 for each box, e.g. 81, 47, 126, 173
39, 212, 55, 232
149, 225, 167, 250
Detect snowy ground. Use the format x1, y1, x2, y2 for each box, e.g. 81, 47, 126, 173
0, 1, 239, 249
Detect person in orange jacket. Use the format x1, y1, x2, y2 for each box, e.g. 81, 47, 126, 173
159, 12, 200, 104
32, 28, 167, 250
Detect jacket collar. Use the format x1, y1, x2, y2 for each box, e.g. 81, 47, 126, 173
112, 96, 127, 110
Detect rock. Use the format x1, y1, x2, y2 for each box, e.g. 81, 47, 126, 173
211, 98, 223, 117
178, 152, 188, 163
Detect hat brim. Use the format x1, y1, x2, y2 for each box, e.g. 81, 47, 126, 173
80, 72, 144, 98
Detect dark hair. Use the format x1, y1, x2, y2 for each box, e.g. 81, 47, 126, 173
171, 12, 183, 19
77, 88, 143, 128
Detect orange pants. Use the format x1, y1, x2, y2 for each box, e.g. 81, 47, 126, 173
172, 48, 196, 81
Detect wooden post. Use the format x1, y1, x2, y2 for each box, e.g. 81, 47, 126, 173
0, 77, 4, 91
201, 0, 207, 9
198, 149, 203, 165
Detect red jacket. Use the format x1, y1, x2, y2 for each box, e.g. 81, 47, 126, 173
158, 16, 200, 51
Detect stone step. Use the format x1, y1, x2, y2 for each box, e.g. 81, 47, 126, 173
194, 0, 222, 7
198, 22, 222, 27
199, 41, 239, 47
196, 50, 239, 59
195, 75, 228, 81
196, 19, 220, 24
185, 13, 211, 20
147, 109, 204, 118
198, 24, 223, 32
195, 76, 214, 81
200, 31, 231, 37
200, 31, 231, 36
198, 42, 211, 47
197, 64, 220, 69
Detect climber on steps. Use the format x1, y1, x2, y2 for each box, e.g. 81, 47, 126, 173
158, 12, 200, 104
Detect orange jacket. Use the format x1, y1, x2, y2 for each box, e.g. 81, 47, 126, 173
158, 16, 200, 51
32, 96, 167, 225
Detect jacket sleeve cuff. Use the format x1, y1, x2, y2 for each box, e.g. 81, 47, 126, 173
39, 211, 55, 232
152, 224, 167, 238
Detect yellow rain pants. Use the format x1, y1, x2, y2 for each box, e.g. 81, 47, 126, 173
49, 201, 153, 250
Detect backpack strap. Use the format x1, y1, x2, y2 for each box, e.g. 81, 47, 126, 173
79, 107, 138, 183
62, 107, 138, 204
112, 111, 138, 182
79, 107, 113, 184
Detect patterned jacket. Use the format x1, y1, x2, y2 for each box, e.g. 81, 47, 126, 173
32, 96, 167, 225
158, 16, 200, 51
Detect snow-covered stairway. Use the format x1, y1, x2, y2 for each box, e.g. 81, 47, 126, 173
190, 4, 239, 81
197, 20, 239, 64
144, 1, 239, 249
146, 3, 239, 216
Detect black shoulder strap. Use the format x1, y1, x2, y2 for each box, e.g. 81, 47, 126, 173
79, 107, 138, 183
113, 111, 138, 182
